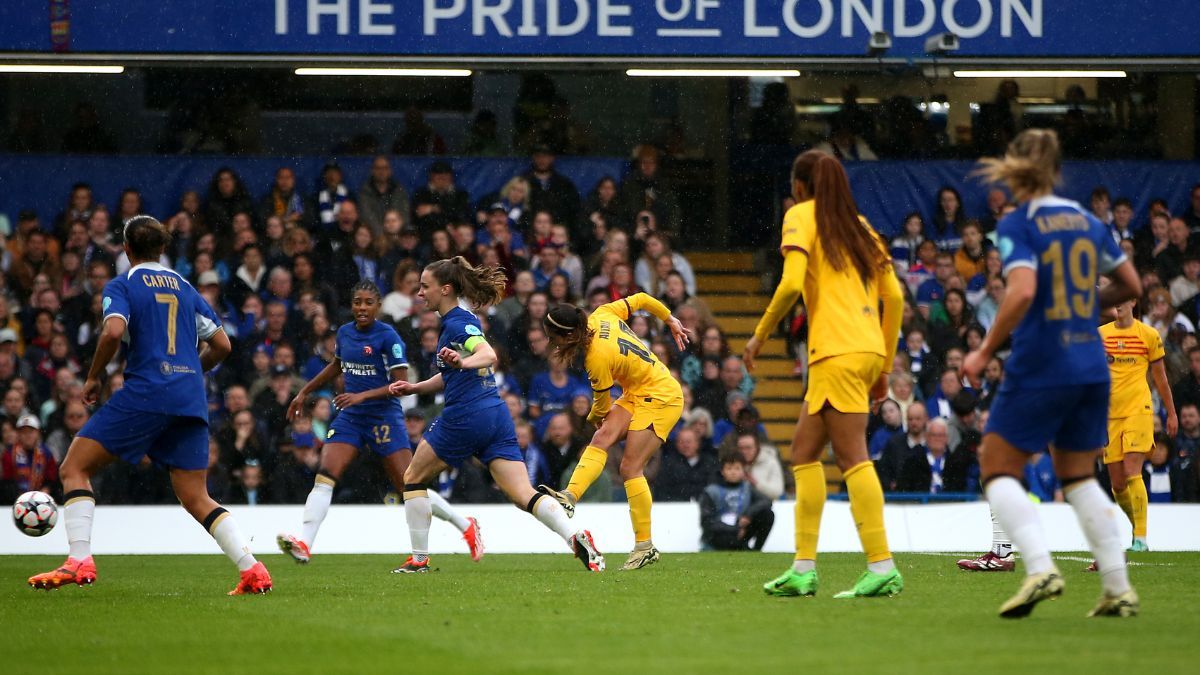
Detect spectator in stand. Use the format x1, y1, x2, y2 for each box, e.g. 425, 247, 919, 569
514, 420, 551, 488
493, 270, 535, 337
205, 167, 255, 239
978, 188, 1008, 235
545, 273, 574, 308
878, 401, 928, 491
904, 240, 939, 296
477, 204, 528, 261
1109, 197, 1136, 245
331, 222, 382, 293
868, 399, 904, 461
258, 166, 309, 230
634, 232, 696, 297
54, 183, 95, 238
412, 161, 470, 232
1182, 184, 1200, 232
926, 369, 963, 420
1170, 254, 1200, 308
929, 289, 973, 355
1171, 402, 1200, 501
603, 262, 641, 302
357, 155, 410, 233
540, 412, 586, 491
890, 213, 926, 275
1172, 347, 1200, 414
695, 356, 753, 421
315, 200, 359, 275
115, 188, 144, 227
620, 144, 680, 238
392, 106, 446, 155
1134, 212, 1170, 271
897, 417, 975, 493
966, 248, 1001, 306
0, 414, 58, 503
316, 162, 350, 232
381, 259, 421, 323
1089, 186, 1113, 225
1145, 441, 1173, 503
11, 231, 61, 300
226, 244, 267, 309
915, 252, 957, 317
464, 109, 504, 156
522, 146, 580, 228
975, 275, 1005, 331
45, 399, 88, 463
548, 224, 585, 297
510, 326, 551, 394
731, 431, 784, 501
1146, 287, 1194, 341
699, 452, 775, 550
813, 113, 877, 161
581, 176, 628, 246
527, 357, 588, 436
953, 221, 989, 281
928, 186, 968, 251
654, 427, 717, 502
1156, 217, 1198, 284
227, 459, 267, 506
531, 244, 567, 292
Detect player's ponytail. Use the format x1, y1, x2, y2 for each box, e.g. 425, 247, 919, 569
123, 215, 172, 262
426, 256, 507, 309
976, 128, 1061, 203
544, 303, 593, 365
793, 150, 889, 283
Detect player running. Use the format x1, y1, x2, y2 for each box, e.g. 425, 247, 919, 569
277, 280, 482, 565
537, 293, 691, 570
962, 129, 1142, 618
746, 149, 905, 599
1097, 294, 1176, 552
28, 215, 271, 595
387, 257, 603, 573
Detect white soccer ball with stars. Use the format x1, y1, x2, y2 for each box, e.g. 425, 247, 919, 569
12, 491, 58, 537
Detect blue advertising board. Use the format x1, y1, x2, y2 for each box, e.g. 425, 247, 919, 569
0, 1, 1196, 59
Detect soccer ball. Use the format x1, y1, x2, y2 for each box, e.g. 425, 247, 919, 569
12, 491, 58, 537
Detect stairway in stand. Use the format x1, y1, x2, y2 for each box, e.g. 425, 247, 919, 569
688, 251, 843, 494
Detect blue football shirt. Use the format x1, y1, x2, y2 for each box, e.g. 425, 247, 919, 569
437, 306, 504, 419
334, 321, 407, 419
102, 262, 222, 420
996, 195, 1125, 389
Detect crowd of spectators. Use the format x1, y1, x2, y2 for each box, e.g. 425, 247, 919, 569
870, 183, 1200, 502
0, 145, 788, 517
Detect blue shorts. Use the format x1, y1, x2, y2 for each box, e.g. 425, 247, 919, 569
986, 382, 1109, 453
423, 403, 522, 468
78, 399, 210, 471
326, 411, 411, 457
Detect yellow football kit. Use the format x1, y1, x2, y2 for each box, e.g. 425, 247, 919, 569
585, 294, 684, 442
754, 199, 904, 413
1100, 319, 1162, 464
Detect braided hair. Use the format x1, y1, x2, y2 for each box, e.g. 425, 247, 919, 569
351, 279, 382, 302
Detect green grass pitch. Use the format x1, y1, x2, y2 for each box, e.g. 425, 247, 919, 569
2, 552, 1197, 673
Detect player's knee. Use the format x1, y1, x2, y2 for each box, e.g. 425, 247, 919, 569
618, 457, 642, 480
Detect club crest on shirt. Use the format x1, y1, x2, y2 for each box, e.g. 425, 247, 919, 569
160, 361, 172, 376
363, 345, 373, 356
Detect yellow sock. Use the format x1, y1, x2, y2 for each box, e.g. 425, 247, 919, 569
1113, 485, 1134, 526
1126, 474, 1148, 538
843, 461, 891, 564
792, 462, 826, 561
624, 477, 652, 543
565, 446, 608, 500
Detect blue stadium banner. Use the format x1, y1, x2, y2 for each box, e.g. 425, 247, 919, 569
0, 1, 1196, 58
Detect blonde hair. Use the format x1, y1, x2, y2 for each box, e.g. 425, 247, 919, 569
501, 177, 531, 206
976, 129, 1062, 203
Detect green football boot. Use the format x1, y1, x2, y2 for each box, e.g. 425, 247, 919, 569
763, 568, 819, 597
1128, 538, 1150, 553
833, 568, 904, 599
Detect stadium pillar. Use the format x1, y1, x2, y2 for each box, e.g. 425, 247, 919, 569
1158, 74, 1196, 159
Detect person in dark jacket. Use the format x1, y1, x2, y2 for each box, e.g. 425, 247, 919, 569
654, 427, 717, 502
522, 145, 580, 228
699, 453, 774, 550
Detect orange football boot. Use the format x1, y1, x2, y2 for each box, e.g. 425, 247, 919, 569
228, 562, 273, 595
462, 517, 485, 562
276, 533, 312, 563
28, 556, 97, 590
391, 556, 430, 574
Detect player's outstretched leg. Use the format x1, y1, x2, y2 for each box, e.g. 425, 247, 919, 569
428, 491, 484, 562
29, 438, 112, 590
493, 458, 604, 572
957, 509, 1016, 572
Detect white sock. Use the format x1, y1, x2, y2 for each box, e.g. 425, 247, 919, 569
64, 496, 95, 560
532, 495, 574, 544
428, 491, 470, 532
792, 559, 815, 574
405, 492, 432, 563
990, 510, 1014, 558
986, 476, 1054, 576
1064, 479, 1132, 596
301, 479, 335, 547
210, 512, 257, 571
868, 559, 896, 574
